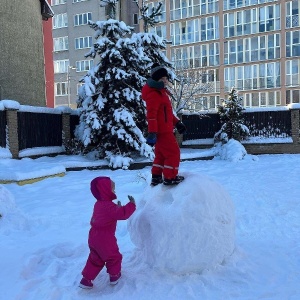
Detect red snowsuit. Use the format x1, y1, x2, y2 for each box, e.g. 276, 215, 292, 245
142, 79, 181, 180
81, 176, 136, 281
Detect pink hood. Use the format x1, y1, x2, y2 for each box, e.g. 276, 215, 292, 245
90, 176, 116, 201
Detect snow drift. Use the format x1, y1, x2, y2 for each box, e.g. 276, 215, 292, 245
0, 185, 29, 232
128, 172, 235, 275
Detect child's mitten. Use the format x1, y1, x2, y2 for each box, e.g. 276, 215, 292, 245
128, 195, 135, 204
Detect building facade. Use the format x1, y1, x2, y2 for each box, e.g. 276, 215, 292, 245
148, 0, 300, 109
51, 0, 139, 108
0, 0, 52, 106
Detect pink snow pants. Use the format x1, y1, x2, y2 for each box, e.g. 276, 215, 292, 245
82, 231, 122, 280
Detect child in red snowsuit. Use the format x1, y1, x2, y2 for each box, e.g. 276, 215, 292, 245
79, 176, 136, 289
142, 64, 186, 186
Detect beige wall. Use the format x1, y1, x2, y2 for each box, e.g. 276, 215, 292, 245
0, 0, 46, 106
119, 0, 139, 32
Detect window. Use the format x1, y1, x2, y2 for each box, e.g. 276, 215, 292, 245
53, 36, 69, 52
74, 12, 92, 26
133, 13, 138, 25
208, 95, 220, 110
286, 59, 300, 87
75, 36, 93, 49
258, 5, 280, 33
53, 0, 66, 5
286, 31, 300, 57
77, 83, 84, 95
224, 0, 277, 11
224, 34, 280, 65
286, 1, 300, 28
149, 25, 166, 38
199, 69, 219, 93
224, 62, 280, 93
170, 0, 219, 20
40, 0, 54, 20
54, 60, 69, 73
55, 82, 68, 96
171, 44, 220, 69
243, 91, 279, 107
148, 0, 166, 22
224, 4, 280, 38
76, 60, 93, 72
286, 89, 300, 104
53, 13, 68, 29
193, 43, 220, 67
252, 92, 259, 106
171, 16, 219, 45
268, 91, 275, 106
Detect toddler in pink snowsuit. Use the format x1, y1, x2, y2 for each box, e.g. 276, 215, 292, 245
79, 176, 136, 289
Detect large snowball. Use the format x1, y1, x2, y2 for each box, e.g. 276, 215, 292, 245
128, 172, 235, 275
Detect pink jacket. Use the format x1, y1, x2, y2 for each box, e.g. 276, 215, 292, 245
88, 177, 136, 247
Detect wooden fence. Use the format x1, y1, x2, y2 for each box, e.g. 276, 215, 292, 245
0, 106, 78, 158
70, 114, 80, 139
0, 105, 299, 158
0, 110, 5, 148
182, 109, 292, 141
180, 107, 300, 154
18, 111, 62, 151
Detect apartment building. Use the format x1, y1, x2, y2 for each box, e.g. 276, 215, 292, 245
0, 0, 53, 106
51, 0, 139, 108
148, 0, 300, 109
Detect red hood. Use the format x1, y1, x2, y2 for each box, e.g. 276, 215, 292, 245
90, 176, 116, 201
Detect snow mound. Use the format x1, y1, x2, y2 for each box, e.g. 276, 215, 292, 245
0, 185, 29, 232
214, 139, 247, 162
128, 172, 235, 275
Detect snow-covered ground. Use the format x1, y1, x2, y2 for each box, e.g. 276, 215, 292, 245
0, 148, 215, 182
1, 149, 300, 300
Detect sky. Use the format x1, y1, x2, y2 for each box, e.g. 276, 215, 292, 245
1, 142, 300, 300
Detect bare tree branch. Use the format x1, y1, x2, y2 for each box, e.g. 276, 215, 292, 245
168, 57, 215, 114
100, 0, 118, 19
133, 0, 162, 33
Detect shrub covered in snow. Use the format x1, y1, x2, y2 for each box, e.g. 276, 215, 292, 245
214, 139, 247, 162
215, 88, 249, 143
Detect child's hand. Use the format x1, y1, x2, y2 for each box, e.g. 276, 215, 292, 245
117, 201, 121, 206
128, 195, 135, 204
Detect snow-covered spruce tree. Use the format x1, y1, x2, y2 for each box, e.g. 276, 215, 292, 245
214, 88, 249, 143
75, 1, 153, 168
